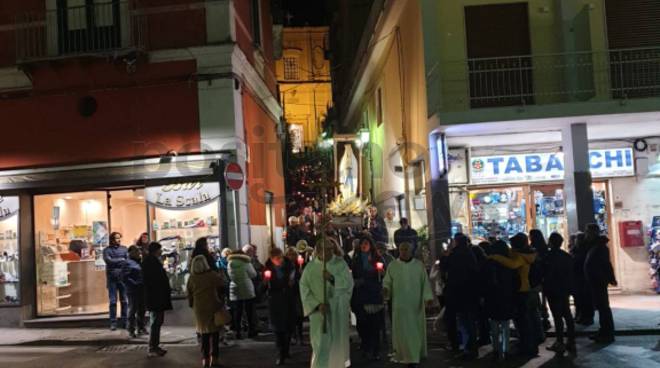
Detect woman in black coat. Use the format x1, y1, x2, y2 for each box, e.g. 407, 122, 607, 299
264, 248, 296, 365
142, 242, 173, 357
285, 247, 305, 345
484, 240, 517, 361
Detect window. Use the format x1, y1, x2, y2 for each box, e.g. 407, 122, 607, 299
412, 160, 426, 195
57, 0, 121, 54
288, 124, 304, 153
35, 191, 110, 316
0, 196, 20, 305
251, 0, 262, 47
284, 57, 299, 80
376, 88, 383, 126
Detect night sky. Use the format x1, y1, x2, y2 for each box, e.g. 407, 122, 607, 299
281, 0, 329, 26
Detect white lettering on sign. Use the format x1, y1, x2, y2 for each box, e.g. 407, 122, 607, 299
145, 182, 220, 210
470, 148, 635, 185
0, 196, 19, 221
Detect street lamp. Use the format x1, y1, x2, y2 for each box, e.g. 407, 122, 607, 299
358, 128, 370, 145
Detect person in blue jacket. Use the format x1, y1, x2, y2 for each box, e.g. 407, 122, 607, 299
123, 245, 147, 338
103, 232, 128, 330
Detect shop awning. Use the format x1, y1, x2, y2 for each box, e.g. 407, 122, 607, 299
0, 154, 228, 191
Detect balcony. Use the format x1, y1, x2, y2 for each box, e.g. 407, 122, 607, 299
430, 47, 660, 123
15, 1, 146, 63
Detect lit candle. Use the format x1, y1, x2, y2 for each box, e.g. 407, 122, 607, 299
264, 270, 272, 281
376, 262, 384, 272
297, 255, 305, 266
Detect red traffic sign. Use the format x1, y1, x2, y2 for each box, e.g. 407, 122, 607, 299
224, 162, 245, 190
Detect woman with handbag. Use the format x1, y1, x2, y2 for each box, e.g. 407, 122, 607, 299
187, 255, 228, 368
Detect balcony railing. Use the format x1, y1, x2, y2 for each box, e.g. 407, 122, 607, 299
434, 47, 660, 110
15, 1, 146, 62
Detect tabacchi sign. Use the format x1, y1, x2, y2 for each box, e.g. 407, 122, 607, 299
0, 196, 19, 220
145, 183, 220, 209
470, 148, 635, 185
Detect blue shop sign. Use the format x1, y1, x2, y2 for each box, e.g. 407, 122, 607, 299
470, 148, 635, 185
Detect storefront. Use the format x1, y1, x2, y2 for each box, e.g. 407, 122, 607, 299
0, 154, 240, 325
447, 142, 660, 292
449, 147, 633, 240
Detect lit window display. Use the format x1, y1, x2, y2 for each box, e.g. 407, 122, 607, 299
146, 183, 221, 297
470, 187, 527, 240
0, 196, 20, 305
35, 192, 109, 316
533, 186, 567, 240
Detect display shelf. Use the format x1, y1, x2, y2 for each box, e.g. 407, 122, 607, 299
56, 294, 72, 300
55, 305, 72, 312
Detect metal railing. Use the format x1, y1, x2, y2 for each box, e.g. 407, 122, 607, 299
434, 47, 660, 110
15, 1, 146, 62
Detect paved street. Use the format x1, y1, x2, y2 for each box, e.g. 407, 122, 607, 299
1, 333, 659, 368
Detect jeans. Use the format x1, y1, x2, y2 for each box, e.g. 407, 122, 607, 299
529, 291, 545, 344
230, 298, 256, 336
444, 304, 460, 350
127, 291, 146, 333
201, 332, 220, 359
547, 294, 575, 344
490, 320, 511, 357
575, 279, 595, 322
149, 311, 164, 350
457, 311, 477, 354
107, 278, 127, 325
590, 284, 615, 338
513, 292, 538, 355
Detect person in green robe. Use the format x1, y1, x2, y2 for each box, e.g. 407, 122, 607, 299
383, 242, 434, 368
300, 238, 354, 368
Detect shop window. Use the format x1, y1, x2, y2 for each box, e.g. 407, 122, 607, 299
284, 57, 299, 80
35, 191, 110, 316
146, 183, 221, 298
470, 187, 527, 240
533, 186, 567, 241
0, 196, 20, 305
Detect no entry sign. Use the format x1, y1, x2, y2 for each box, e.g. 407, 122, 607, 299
224, 162, 245, 190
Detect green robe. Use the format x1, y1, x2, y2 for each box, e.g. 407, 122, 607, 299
300, 256, 354, 368
383, 258, 434, 364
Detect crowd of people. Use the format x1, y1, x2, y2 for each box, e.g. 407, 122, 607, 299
99, 208, 618, 368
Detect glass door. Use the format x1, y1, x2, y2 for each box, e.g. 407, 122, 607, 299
531, 184, 567, 241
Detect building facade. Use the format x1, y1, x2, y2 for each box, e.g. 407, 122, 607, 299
0, 0, 285, 326
275, 26, 332, 152
422, 0, 660, 293
329, 0, 430, 230
333, 0, 660, 293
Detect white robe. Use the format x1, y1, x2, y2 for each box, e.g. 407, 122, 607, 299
300, 256, 354, 368
383, 258, 434, 364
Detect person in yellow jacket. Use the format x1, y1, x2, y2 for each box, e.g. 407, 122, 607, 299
488, 233, 541, 358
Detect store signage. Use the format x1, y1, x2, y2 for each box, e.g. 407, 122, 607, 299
145, 182, 220, 209
470, 148, 635, 185
0, 196, 19, 220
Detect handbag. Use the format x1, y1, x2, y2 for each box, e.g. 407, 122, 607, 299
214, 307, 232, 327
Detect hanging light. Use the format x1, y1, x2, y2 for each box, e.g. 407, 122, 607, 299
358, 128, 370, 145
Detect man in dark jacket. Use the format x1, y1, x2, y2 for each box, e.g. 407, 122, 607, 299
103, 232, 128, 330
571, 232, 594, 325
543, 233, 576, 355
393, 218, 418, 255
143, 242, 172, 357
123, 245, 147, 338
445, 233, 479, 360
583, 224, 617, 343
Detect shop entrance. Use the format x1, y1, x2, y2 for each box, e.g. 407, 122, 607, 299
531, 185, 567, 240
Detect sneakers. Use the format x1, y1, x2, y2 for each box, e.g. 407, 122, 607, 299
128, 331, 137, 339
138, 328, 149, 336
110, 323, 117, 331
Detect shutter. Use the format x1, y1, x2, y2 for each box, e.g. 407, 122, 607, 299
606, 0, 660, 48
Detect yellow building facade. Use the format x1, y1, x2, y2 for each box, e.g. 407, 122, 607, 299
275, 27, 333, 152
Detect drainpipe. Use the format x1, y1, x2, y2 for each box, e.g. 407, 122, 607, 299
395, 27, 412, 224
